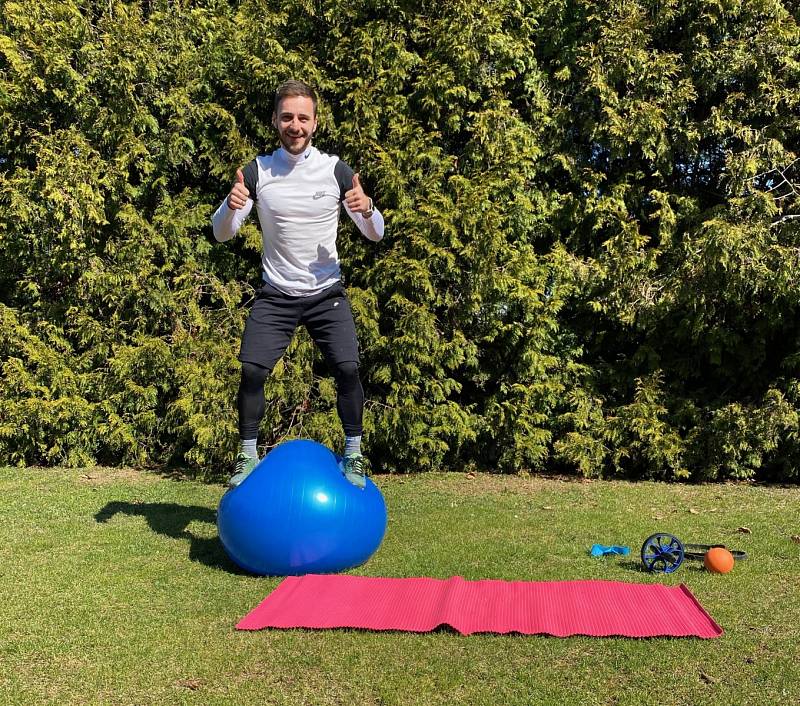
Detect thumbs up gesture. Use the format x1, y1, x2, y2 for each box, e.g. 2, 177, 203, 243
227, 168, 250, 210
344, 173, 372, 214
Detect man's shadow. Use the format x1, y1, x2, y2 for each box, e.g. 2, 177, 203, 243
94, 501, 248, 574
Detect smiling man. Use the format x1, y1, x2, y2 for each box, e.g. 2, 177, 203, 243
212, 80, 384, 489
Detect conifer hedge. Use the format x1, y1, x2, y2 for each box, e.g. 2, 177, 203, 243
1, 0, 798, 480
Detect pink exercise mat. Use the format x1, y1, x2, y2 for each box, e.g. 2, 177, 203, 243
237, 574, 723, 638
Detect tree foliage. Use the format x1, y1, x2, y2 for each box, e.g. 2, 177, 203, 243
1, 0, 798, 481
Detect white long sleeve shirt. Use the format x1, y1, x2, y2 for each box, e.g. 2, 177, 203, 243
212, 146, 384, 296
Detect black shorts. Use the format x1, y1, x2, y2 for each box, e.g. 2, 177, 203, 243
239, 281, 360, 370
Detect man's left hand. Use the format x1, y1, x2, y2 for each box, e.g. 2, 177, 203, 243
344, 173, 372, 214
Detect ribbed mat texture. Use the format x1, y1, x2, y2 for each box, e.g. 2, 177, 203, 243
237, 574, 722, 638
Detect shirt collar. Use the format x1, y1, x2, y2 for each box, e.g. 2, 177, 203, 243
278, 145, 313, 164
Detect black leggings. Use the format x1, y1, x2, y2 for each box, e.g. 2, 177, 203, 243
237, 360, 364, 439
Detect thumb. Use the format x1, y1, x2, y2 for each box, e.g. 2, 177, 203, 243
352, 173, 361, 191
236, 168, 244, 184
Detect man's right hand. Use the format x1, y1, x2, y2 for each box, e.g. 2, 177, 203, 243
227, 169, 250, 210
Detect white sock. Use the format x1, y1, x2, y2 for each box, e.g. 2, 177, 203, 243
239, 438, 258, 458
344, 435, 362, 456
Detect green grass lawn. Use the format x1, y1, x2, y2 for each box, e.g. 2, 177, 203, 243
1, 467, 798, 706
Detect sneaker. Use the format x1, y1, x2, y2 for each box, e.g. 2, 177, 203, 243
339, 452, 367, 489
228, 453, 258, 488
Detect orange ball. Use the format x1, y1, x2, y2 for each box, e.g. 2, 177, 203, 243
704, 547, 735, 574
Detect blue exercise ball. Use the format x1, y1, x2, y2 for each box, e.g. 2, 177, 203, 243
217, 439, 387, 576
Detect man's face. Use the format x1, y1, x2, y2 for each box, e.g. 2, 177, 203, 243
273, 95, 317, 155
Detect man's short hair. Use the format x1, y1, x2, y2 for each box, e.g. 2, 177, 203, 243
274, 80, 318, 116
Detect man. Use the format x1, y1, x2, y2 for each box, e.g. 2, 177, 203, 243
212, 79, 384, 489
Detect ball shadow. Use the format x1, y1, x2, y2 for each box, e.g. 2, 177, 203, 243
94, 500, 250, 575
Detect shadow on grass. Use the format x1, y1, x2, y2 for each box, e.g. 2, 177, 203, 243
618, 560, 649, 574
94, 501, 249, 575
618, 559, 707, 576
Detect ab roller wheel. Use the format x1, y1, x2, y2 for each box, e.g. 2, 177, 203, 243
640, 532, 747, 574
640, 533, 685, 574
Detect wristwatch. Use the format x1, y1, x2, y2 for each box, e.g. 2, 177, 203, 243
363, 198, 374, 219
